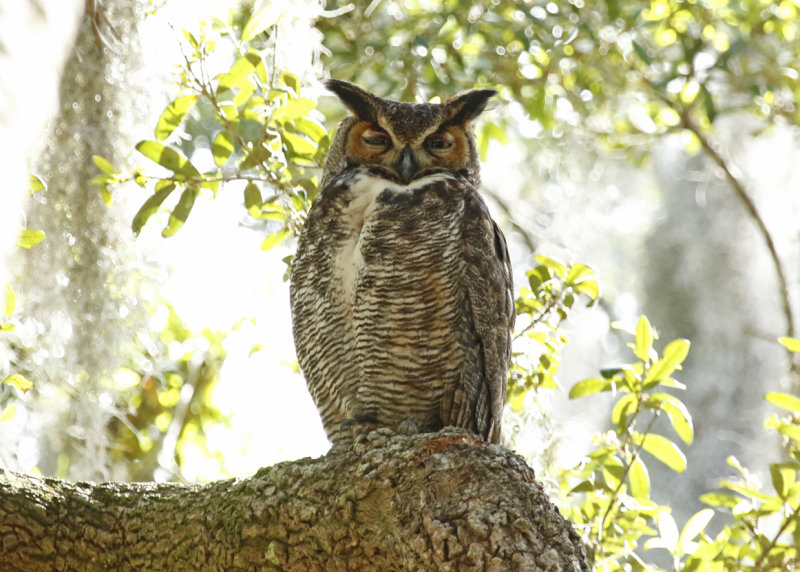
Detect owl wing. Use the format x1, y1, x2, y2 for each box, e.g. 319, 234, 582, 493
441, 190, 515, 444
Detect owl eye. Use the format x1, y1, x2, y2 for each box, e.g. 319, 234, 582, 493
424, 131, 455, 155
361, 127, 391, 148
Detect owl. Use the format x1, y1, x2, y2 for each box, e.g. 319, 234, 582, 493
290, 79, 514, 444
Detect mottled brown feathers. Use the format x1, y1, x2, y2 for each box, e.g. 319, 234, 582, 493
291, 81, 513, 444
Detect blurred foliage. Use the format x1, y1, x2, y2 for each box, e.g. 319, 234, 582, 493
0, 175, 47, 423
319, 0, 800, 155
105, 305, 228, 482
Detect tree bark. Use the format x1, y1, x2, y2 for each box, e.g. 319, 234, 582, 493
0, 429, 588, 571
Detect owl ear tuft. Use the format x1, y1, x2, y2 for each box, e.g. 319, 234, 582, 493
446, 88, 498, 125
325, 79, 379, 122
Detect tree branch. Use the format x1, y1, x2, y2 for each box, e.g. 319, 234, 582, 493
0, 429, 588, 571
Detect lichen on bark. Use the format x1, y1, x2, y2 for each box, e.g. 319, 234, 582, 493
0, 428, 588, 571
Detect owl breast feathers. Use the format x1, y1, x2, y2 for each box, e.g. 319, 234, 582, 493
290, 80, 514, 444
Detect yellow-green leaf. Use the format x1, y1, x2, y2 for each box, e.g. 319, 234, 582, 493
778, 337, 800, 353
569, 377, 611, 398
92, 155, 115, 174
0, 404, 17, 423
261, 229, 290, 251
4, 282, 14, 318
212, 131, 235, 166
29, 174, 46, 193
765, 391, 800, 414
135, 141, 200, 179
155, 95, 198, 141
3, 373, 33, 392
17, 229, 45, 249
132, 183, 176, 235
643, 338, 690, 387
242, 3, 285, 41
162, 187, 198, 237
635, 315, 654, 363
639, 433, 686, 473
652, 393, 694, 445
629, 457, 650, 500
678, 509, 713, 553
244, 182, 262, 210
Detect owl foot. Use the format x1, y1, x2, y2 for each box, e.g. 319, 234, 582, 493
338, 416, 380, 444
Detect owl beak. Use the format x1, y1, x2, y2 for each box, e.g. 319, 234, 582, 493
394, 146, 419, 184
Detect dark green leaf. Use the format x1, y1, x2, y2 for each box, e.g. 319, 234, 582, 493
244, 182, 262, 210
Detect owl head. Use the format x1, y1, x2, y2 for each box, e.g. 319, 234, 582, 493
321, 79, 496, 188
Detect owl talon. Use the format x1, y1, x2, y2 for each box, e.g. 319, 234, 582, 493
338, 416, 380, 443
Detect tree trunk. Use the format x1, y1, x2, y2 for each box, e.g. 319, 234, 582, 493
0, 429, 588, 571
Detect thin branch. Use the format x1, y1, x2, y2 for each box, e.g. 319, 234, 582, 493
683, 119, 798, 367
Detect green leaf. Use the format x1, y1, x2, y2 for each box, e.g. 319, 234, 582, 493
29, 174, 46, 192
2, 373, 33, 392
0, 324, 14, 332
242, 3, 285, 41
92, 155, 115, 174
290, 117, 327, 143
611, 393, 638, 426
281, 72, 301, 95
212, 131, 235, 166
534, 255, 567, 278
282, 131, 317, 161
162, 187, 198, 237
635, 315, 654, 363
632, 41, 653, 64
244, 182, 262, 210
765, 392, 800, 414
650, 393, 694, 444
778, 337, 800, 353
4, 282, 14, 318
17, 229, 45, 249
629, 456, 651, 500
699, 491, 740, 509
261, 228, 290, 251
643, 338, 690, 387
639, 433, 686, 473
569, 377, 611, 398
132, 183, 176, 235
135, 141, 200, 179
770, 463, 796, 498
155, 95, 198, 141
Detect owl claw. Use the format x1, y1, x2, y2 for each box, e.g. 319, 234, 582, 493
338, 416, 381, 443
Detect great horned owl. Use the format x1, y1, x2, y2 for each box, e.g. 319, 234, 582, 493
290, 79, 514, 444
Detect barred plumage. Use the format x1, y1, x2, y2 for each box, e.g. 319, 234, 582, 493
290, 80, 514, 444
